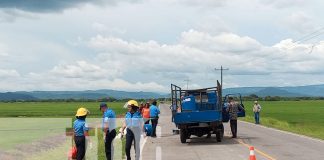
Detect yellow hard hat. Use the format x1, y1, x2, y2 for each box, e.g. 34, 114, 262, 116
76, 107, 89, 116
127, 100, 138, 107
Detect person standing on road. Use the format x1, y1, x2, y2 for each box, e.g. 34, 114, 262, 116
141, 102, 150, 124
253, 101, 261, 124
73, 107, 90, 160
150, 100, 160, 137
100, 102, 117, 160
226, 97, 244, 138
120, 100, 143, 160
139, 102, 144, 114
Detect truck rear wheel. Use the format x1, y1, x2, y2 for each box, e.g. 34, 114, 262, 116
180, 129, 187, 143
216, 124, 224, 142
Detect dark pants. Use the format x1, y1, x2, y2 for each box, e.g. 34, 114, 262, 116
144, 118, 150, 124
125, 128, 141, 160
105, 129, 116, 160
230, 120, 237, 138
74, 136, 86, 160
254, 112, 260, 124
151, 117, 159, 137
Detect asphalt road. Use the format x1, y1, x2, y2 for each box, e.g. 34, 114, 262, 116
141, 104, 324, 160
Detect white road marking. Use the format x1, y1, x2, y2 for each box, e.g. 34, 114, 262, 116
239, 120, 324, 143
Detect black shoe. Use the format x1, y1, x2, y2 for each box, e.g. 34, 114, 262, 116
232, 136, 237, 138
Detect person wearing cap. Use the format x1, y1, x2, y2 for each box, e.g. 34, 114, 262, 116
149, 100, 160, 137
120, 100, 143, 160
100, 102, 116, 160
253, 101, 261, 124
73, 107, 90, 160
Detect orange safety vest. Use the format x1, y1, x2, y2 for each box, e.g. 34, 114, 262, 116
142, 108, 150, 118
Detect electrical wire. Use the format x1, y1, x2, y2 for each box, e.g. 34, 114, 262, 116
287, 26, 324, 50
292, 27, 324, 44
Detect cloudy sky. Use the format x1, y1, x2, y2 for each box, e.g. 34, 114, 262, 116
1, 0, 324, 92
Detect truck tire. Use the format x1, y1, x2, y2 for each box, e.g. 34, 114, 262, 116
180, 129, 187, 143
216, 131, 221, 142
220, 124, 224, 138
216, 124, 224, 142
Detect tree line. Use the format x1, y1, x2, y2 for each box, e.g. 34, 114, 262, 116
1, 95, 324, 103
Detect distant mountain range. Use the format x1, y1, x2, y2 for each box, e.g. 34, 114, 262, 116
0, 90, 167, 101
223, 84, 324, 97
1, 84, 324, 100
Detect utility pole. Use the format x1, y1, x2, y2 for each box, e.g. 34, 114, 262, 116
184, 79, 190, 90
215, 66, 229, 89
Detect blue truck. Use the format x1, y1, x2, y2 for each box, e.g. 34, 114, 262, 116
171, 81, 245, 143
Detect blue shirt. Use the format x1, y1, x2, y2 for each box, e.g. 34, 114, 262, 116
73, 119, 89, 136
125, 111, 142, 128
150, 105, 160, 117
102, 109, 116, 132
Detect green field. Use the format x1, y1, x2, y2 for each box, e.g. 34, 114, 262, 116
0, 102, 128, 160
1, 100, 324, 159
0, 102, 127, 117
241, 100, 324, 140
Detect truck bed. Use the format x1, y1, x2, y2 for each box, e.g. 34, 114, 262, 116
174, 110, 222, 124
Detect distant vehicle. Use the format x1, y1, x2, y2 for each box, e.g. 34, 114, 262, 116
170, 81, 245, 143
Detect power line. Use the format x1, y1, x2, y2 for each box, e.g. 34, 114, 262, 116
292, 27, 324, 44
288, 27, 324, 49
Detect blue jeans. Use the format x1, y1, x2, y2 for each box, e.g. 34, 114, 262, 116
254, 112, 260, 124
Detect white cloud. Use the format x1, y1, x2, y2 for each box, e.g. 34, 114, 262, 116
0, 30, 324, 92
193, 15, 231, 35
260, 0, 307, 8
3, 28, 324, 92
92, 22, 127, 35
0, 69, 20, 78
87, 30, 324, 87
1, 0, 324, 92
3, 72, 165, 92
283, 12, 315, 34
88, 30, 268, 78
50, 61, 120, 79
92, 22, 109, 32
165, 0, 227, 8
0, 43, 9, 56
179, 30, 262, 53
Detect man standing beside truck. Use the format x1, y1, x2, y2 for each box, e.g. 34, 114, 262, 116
226, 97, 244, 138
